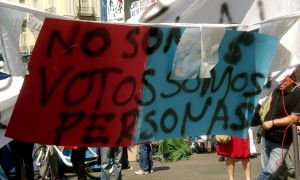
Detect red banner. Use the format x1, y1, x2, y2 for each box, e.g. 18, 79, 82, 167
6, 18, 150, 147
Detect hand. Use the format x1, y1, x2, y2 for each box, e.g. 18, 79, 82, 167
262, 120, 273, 130
297, 126, 300, 134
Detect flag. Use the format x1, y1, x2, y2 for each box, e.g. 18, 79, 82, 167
0, 6, 27, 76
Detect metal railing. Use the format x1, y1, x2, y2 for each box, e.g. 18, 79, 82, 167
20, 46, 28, 54
77, 6, 96, 17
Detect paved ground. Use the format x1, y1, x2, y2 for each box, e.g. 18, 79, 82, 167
67, 151, 262, 180
67, 140, 299, 180
123, 152, 262, 180
66, 126, 297, 180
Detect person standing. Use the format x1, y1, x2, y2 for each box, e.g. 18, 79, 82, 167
135, 143, 153, 175
249, 104, 262, 158
211, 135, 217, 153
9, 140, 34, 180
100, 147, 123, 180
48, 145, 61, 180
0, 165, 6, 180
257, 72, 300, 180
0, 144, 15, 179
121, 147, 131, 169
217, 136, 251, 180
71, 147, 86, 180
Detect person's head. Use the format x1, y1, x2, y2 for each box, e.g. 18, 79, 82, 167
279, 71, 297, 91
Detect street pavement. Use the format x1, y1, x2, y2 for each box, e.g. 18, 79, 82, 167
67, 142, 299, 180
121, 152, 262, 180
67, 151, 262, 180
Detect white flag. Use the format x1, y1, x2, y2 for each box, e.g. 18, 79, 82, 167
27, 15, 44, 39
200, 27, 225, 78
0, 6, 27, 76
280, 18, 300, 62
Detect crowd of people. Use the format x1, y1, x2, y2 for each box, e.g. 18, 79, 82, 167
0, 143, 155, 180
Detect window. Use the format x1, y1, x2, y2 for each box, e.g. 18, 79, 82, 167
20, 32, 28, 54
21, 32, 27, 46
33, 0, 38, 8
81, 0, 92, 7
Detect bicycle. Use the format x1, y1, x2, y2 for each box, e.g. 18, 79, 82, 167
32, 144, 101, 179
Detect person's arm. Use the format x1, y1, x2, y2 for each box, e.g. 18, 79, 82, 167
263, 113, 299, 130
273, 114, 299, 126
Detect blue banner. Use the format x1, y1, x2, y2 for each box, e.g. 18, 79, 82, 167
134, 29, 279, 143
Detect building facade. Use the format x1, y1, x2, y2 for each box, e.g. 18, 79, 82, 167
10, 0, 156, 54
10, 0, 102, 54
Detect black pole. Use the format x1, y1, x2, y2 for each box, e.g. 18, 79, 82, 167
292, 124, 299, 180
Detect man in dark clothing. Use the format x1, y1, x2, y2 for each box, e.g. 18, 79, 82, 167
9, 140, 34, 180
257, 72, 300, 180
71, 147, 86, 180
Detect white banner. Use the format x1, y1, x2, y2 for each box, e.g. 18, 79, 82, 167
129, 0, 157, 18
242, 0, 300, 27
127, 0, 254, 24
107, 0, 125, 22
